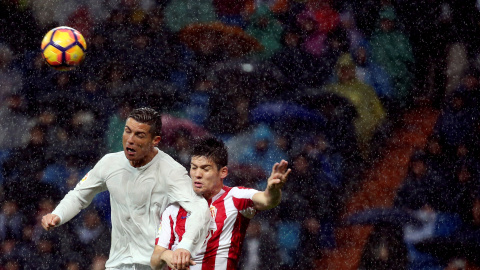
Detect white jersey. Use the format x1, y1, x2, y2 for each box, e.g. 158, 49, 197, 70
52, 149, 210, 268
156, 186, 259, 270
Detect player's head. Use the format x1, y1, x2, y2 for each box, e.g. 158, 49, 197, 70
122, 107, 162, 167
127, 107, 162, 137
190, 136, 228, 199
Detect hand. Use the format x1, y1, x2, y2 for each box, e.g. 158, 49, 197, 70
267, 160, 292, 191
171, 248, 195, 270
41, 213, 60, 231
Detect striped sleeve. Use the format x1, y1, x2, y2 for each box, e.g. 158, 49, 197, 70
156, 204, 179, 248
230, 187, 259, 211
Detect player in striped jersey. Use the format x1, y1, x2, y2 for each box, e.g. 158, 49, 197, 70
151, 136, 291, 270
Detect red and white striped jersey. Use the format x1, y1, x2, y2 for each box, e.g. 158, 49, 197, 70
156, 186, 259, 270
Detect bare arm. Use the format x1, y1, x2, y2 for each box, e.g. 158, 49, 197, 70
252, 160, 291, 211
151, 246, 171, 270
151, 246, 196, 270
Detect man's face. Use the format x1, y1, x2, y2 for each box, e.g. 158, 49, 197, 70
122, 118, 160, 166
190, 156, 227, 200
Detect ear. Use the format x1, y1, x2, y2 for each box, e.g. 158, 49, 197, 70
153, 136, 161, 146
220, 166, 228, 180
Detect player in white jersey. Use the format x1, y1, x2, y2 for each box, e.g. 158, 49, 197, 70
41, 107, 210, 270
151, 136, 291, 270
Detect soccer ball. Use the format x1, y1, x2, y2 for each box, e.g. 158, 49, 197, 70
41, 26, 87, 71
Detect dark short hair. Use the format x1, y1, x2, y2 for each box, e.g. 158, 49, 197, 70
191, 136, 228, 170
128, 107, 162, 137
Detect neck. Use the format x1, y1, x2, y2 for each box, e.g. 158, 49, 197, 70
204, 186, 223, 201
130, 148, 158, 167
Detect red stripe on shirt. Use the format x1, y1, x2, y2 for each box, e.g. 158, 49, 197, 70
176, 207, 188, 242
168, 215, 175, 250
227, 198, 253, 269
202, 191, 229, 269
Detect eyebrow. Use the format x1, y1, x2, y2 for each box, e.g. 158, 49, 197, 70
125, 125, 147, 135
191, 163, 213, 169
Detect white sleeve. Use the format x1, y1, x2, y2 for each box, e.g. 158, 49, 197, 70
51, 159, 107, 225
167, 168, 210, 255
156, 205, 177, 249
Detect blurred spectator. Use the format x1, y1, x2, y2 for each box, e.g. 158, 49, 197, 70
70, 77, 113, 127
433, 90, 477, 149
184, 73, 214, 126
61, 253, 86, 270
3, 124, 51, 171
296, 0, 340, 58
105, 102, 133, 153
302, 90, 361, 180
455, 69, 480, 112
71, 208, 110, 260
396, 1, 451, 104
441, 158, 480, 222
370, 6, 415, 109
65, 5, 94, 39
143, 7, 187, 85
34, 108, 69, 160
238, 219, 280, 270
324, 53, 386, 158
245, 4, 284, 60
12, 224, 36, 268
394, 150, 445, 211
0, 201, 24, 242
23, 233, 62, 270
90, 254, 108, 270
237, 124, 288, 179
213, 0, 248, 28
0, 44, 23, 103
423, 134, 455, 181
339, 9, 367, 53
297, 217, 325, 269
22, 53, 55, 113
162, 0, 217, 32
206, 75, 252, 136
64, 110, 105, 167
162, 128, 193, 169
271, 26, 324, 89
0, 93, 35, 151
352, 43, 394, 114
319, 26, 352, 83
402, 203, 463, 270
359, 224, 408, 270
349, 0, 380, 38
40, 154, 90, 195
0, 234, 22, 269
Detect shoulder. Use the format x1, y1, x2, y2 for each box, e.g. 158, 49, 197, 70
156, 150, 184, 168
227, 186, 259, 199
100, 151, 125, 163
91, 151, 126, 174
155, 150, 188, 175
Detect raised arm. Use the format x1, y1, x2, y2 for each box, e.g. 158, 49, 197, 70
252, 160, 291, 211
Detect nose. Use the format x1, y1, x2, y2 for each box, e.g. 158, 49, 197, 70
126, 134, 135, 145
193, 169, 202, 179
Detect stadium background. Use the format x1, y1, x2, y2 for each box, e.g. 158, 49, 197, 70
1, 0, 480, 269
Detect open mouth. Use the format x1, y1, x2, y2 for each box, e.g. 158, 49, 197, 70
194, 181, 203, 188
126, 147, 136, 155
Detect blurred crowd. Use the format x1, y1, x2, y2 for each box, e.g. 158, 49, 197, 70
1, 0, 480, 269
